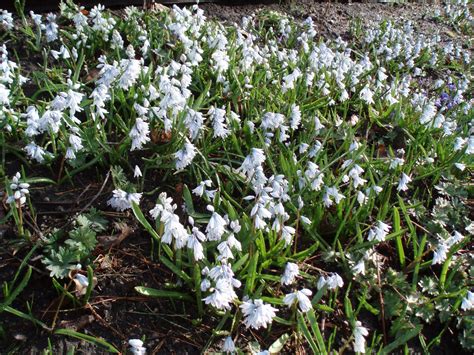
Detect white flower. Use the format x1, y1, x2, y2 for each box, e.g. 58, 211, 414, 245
323, 186, 345, 207
111, 29, 124, 49
222, 336, 236, 353
45, 13, 59, 42
352, 259, 366, 276
454, 163, 465, 171
397, 173, 412, 192
419, 102, 437, 125
74, 273, 89, 287
347, 164, 367, 188
201, 278, 211, 292
187, 228, 206, 260
461, 291, 474, 311
134, 165, 142, 178
185, 108, 205, 140
432, 240, 448, 265
226, 233, 242, 252
447, 231, 464, 247
193, 180, 212, 197
290, 104, 301, 129
25, 142, 50, 163
208, 263, 240, 287
38, 109, 62, 133
107, 189, 142, 212
175, 139, 196, 170
453, 137, 466, 151
240, 148, 266, 177
317, 273, 344, 290
389, 157, 405, 169
203, 278, 238, 311
72, 11, 87, 31
357, 191, 368, 205
360, 85, 374, 105
161, 213, 189, 249
251, 200, 272, 230
313, 115, 325, 133
240, 299, 278, 329
283, 289, 313, 313
467, 136, 474, 154
353, 321, 369, 353
118, 58, 142, 91
6, 172, 30, 207
0, 10, 14, 30
211, 49, 230, 76
130, 118, 150, 151
149, 192, 176, 220
129, 339, 146, 355
90, 84, 110, 119
217, 241, 234, 261
0, 83, 10, 105
282, 68, 301, 93
209, 106, 229, 139
281, 262, 299, 285
229, 220, 241, 234
206, 208, 227, 241
367, 221, 391, 242
67, 133, 83, 158
51, 45, 71, 60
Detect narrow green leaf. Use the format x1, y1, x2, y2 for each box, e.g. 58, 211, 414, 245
159, 255, 192, 285
182, 184, 195, 215
4, 306, 50, 330
1, 267, 31, 311
297, 312, 319, 353
315, 304, 334, 312
135, 286, 193, 301
244, 251, 259, 295
311, 285, 327, 306
393, 207, 405, 267
23, 177, 56, 185
51, 279, 75, 302
381, 325, 422, 354
268, 333, 290, 353
193, 263, 203, 317
273, 316, 294, 326
131, 202, 160, 241
54, 329, 119, 353
307, 310, 327, 355
83, 266, 94, 305
232, 253, 249, 273
260, 296, 284, 306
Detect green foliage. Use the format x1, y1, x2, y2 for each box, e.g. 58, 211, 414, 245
76, 208, 108, 232
42, 211, 104, 278
43, 246, 81, 279
0, 1, 472, 353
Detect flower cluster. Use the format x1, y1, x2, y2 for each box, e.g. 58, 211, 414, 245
6, 172, 30, 207
1, 2, 473, 352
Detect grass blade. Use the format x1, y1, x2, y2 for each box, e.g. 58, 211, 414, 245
381, 325, 422, 354
135, 286, 193, 301
54, 329, 119, 353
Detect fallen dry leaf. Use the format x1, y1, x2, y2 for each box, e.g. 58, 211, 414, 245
58, 315, 95, 331
97, 221, 133, 249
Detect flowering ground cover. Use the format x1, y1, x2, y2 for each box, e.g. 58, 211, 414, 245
0, 0, 473, 353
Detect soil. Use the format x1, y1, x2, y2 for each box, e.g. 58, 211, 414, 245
1, 1, 471, 354
0, 175, 209, 354
201, 0, 472, 46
